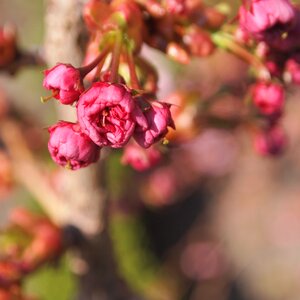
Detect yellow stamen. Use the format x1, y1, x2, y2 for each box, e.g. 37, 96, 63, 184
162, 138, 169, 145
282, 32, 288, 39
40, 94, 53, 103
40, 90, 59, 103
65, 161, 72, 170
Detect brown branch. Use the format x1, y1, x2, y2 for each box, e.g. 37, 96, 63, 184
0, 119, 63, 225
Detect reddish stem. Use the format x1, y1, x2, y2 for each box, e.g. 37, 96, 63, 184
126, 49, 141, 90
110, 32, 123, 83
79, 46, 111, 78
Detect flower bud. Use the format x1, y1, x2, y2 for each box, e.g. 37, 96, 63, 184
183, 26, 214, 57
42, 64, 84, 105
203, 7, 226, 29
252, 82, 284, 116
0, 24, 17, 67
254, 125, 287, 156
239, 0, 295, 36
83, 0, 112, 31
121, 143, 161, 171
134, 100, 175, 148
285, 54, 300, 85
48, 121, 100, 170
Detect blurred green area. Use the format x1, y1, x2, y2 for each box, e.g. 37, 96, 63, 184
24, 256, 77, 300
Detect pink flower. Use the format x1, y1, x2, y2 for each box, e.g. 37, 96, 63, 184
239, 0, 295, 36
43, 64, 84, 105
121, 143, 161, 171
134, 101, 175, 148
254, 125, 287, 156
285, 54, 300, 85
262, 11, 300, 52
48, 121, 100, 170
252, 82, 284, 116
77, 82, 146, 148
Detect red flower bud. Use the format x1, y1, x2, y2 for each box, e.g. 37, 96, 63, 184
121, 143, 161, 171
48, 121, 100, 170
285, 54, 300, 85
254, 125, 287, 156
252, 82, 284, 116
134, 100, 175, 148
183, 26, 214, 57
43, 64, 84, 105
0, 24, 17, 67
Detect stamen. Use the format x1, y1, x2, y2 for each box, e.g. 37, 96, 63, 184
102, 110, 109, 126
65, 161, 72, 170
282, 32, 288, 39
40, 90, 58, 103
162, 138, 169, 145
40, 94, 53, 103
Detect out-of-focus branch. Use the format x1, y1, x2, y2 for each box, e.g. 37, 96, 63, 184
0, 118, 63, 225
0, 49, 46, 75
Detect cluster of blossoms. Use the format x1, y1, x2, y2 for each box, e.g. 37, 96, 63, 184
43, 1, 180, 170
42, 0, 300, 170
0, 208, 62, 299
236, 0, 300, 155
43, 65, 174, 170
42, 0, 234, 171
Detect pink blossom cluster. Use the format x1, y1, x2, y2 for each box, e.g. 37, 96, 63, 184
238, 0, 300, 88
43, 64, 174, 170
237, 0, 300, 156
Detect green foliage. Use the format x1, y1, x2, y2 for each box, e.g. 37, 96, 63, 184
24, 256, 77, 300
110, 213, 159, 294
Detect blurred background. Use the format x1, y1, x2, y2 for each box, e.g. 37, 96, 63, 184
2, 1, 300, 300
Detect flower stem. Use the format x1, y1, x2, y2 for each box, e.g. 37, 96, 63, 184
126, 48, 141, 90
79, 46, 111, 78
110, 31, 123, 83
212, 31, 270, 80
